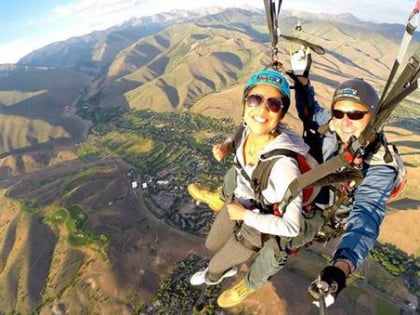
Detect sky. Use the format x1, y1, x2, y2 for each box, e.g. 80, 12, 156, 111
0, 0, 418, 64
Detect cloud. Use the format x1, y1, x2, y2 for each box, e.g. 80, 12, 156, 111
138, 0, 259, 15
1, 0, 416, 64
24, 0, 144, 28
26, 16, 56, 27
0, 39, 49, 64
42, 0, 149, 39
285, 0, 414, 23
53, 0, 144, 18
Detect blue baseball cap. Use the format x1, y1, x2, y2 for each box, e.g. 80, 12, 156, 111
244, 69, 290, 99
243, 69, 291, 112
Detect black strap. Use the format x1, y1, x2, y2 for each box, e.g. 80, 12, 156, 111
277, 152, 353, 210
307, 169, 363, 188
289, 77, 324, 163
263, 0, 278, 48
263, 0, 281, 69
359, 54, 420, 145
258, 150, 299, 206
233, 223, 261, 252
377, 55, 420, 128
264, 0, 325, 70
235, 148, 300, 211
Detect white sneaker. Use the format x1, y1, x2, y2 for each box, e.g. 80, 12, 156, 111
190, 266, 238, 286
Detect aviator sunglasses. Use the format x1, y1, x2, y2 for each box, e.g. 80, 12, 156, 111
245, 94, 284, 113
332, 109, 369, 120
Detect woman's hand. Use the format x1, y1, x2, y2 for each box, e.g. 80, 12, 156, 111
226, 203, 247, 221
212, 142, 231, 162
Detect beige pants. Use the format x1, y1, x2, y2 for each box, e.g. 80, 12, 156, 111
204, 204, 325, 288
205, 205, 261, 281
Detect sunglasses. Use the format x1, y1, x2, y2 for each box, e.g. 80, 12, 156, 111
332, 109, 369, 120
245, 94, 284, 113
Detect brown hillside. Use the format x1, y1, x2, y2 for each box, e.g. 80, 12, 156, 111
97, 14, 414, 120
0, 66, 92, 156
378, 127, 420, 256
0, 157, 206, 313
0, 7, 419, 315
123, 25, 261, 112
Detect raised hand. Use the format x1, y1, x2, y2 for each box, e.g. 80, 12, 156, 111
212, 140, 233, 162
290, 46, 312, 78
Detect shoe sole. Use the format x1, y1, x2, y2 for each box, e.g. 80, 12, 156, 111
190, 269, 208, 286
206, 266, 238, 285
187, 185, 223, 212
190, 266, 238, 286
217, 282, 254, 308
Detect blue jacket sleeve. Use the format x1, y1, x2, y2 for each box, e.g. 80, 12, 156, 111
332, 165, 396, 271
295, 82, 331, 128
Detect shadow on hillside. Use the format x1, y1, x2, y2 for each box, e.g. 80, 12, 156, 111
196, 22, 267, 43
212, 52, 243, 70
157, 79, 179, 108
390, 139, 420, 150
327, 50, 378, 78
93, 78, 134, 109
27, 215, 58, 307
389, 119, 420, 133
385, 129, 412, 137
0, 93, 88, 157
0, 66, 94, 157
306, 53, 382, 90
0, 220, 17, 265
0, 166, 14, 184
147, 56, 170, 76
388, 198, 420, 210
0, 137, 75, 161
308, 73, 340, 90
351, 46, 390, 71
1, 92, 66, 122
196, 75, 216, 90
0, 211, 58, 310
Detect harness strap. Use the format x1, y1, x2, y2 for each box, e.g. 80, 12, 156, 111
233, 224, 300, 256
235, 148, 307, 212
277, 153, 352, 210
233, 222, 262, 252
374, 55, 420, 136
379, 8, 418, 104
251, 152, 280, 208
263, 0, 281, 69
380, 55, 419, 112
263, 0, 279, 48
307, 169, 363, 188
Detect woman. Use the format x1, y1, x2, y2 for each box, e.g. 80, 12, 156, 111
190, 69, 321, 308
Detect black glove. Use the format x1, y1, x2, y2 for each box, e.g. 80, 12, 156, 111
308, 266, 346, 307
289, 46, 312, 78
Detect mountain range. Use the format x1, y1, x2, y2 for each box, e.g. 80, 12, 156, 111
0, 6, 419, 314
1, 8, 419, 159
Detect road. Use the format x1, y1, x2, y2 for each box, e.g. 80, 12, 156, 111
115, 158, 203, 243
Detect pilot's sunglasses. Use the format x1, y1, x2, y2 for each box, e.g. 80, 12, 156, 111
332, 109, 369, 120
245, 94, 284, 113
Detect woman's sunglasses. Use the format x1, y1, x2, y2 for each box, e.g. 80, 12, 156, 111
332, 109, 369, 120
245, 94, 284, 113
